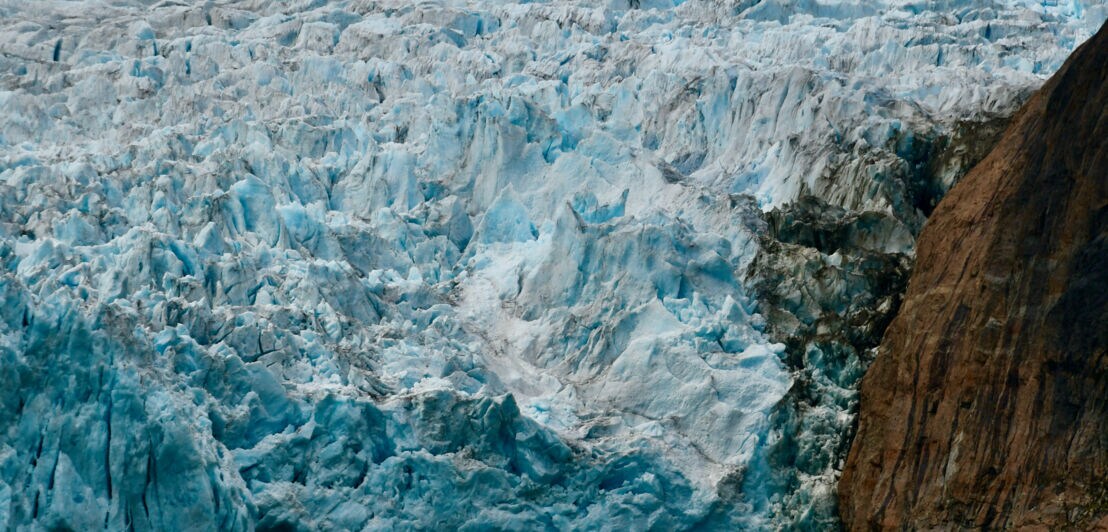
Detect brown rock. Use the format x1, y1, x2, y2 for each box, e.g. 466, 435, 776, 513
838, 21, 1108, 531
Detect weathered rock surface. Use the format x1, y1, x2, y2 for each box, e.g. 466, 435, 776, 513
840, 20, 1108, 531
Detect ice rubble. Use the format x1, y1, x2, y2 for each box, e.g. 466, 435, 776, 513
0, 0, 1102, 529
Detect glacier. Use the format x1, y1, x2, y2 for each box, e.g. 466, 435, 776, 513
0, 0, 1103, 530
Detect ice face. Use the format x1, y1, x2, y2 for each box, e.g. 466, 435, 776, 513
0, 1, 1102, 530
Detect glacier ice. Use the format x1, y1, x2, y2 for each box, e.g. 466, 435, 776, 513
0, 0, 1104, 530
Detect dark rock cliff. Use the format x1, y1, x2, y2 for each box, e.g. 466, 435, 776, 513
839, 21, 1108, 530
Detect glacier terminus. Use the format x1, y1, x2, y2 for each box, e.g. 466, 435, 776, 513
0, 0, 1104, 530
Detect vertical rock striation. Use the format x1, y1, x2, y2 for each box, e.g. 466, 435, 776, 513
840, 21, 1108, 530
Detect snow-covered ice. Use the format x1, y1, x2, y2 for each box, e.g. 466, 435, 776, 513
0, 0, 1103, 529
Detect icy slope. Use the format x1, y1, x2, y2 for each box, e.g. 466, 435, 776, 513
0, 0, 1102, 529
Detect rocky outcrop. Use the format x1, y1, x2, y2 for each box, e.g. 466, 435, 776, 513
839, 21, 1108, 530
743, 114, 1012, 529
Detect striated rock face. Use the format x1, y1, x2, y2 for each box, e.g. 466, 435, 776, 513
840, 21, 1108, 530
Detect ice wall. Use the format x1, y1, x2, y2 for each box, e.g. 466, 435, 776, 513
0, 0, 1102, 529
